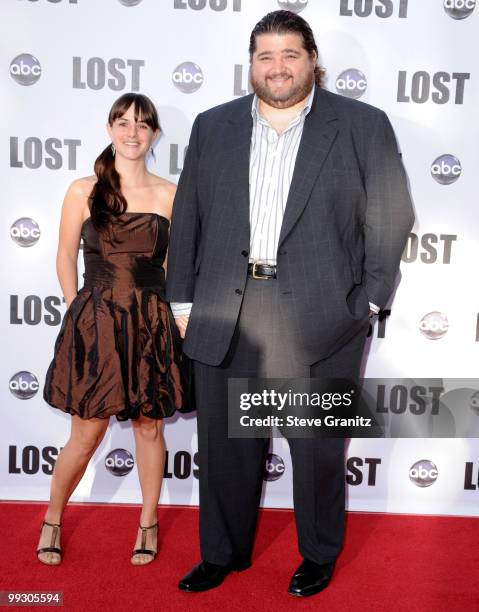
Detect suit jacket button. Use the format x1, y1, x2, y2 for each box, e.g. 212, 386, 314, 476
241, 250, 248, 257
235, 289, 243, 295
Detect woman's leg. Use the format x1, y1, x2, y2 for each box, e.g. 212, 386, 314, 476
131, 415, 165, 564
37, 415, 110, 564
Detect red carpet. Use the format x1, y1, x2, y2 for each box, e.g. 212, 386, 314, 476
0, 502, 477, 611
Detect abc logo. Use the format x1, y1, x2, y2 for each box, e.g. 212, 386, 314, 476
444, 0, 476, 19
104, 449, 135, 476
277, 0, 308, 13
118, 0, 143, 4
470, 391, 479, 416
9, 371, 39, 400
431, 154, 461, 185
10, 218, 41, 247
263, 453, 285, 482
172, 62, 204, 93
335, 69, 367, 99
419, 312, 449, 340
10, 54, 41, 86
409, 460, 438, 487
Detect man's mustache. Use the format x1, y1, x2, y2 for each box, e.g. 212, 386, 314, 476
266, 73, 292, 80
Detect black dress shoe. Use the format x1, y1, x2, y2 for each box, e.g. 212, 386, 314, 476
288, 559, 335, 597
178, 561, 233, 592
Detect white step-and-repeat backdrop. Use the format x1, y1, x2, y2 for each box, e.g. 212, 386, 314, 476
1, 0, 478, 516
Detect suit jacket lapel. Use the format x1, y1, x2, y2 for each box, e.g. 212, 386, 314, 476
223, 96, 253, 237
278, 87, 338, 248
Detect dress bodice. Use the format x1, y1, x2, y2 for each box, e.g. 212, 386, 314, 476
81, 212, 169, 289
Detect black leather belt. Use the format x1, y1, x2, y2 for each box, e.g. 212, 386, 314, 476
248, 262, 277, 279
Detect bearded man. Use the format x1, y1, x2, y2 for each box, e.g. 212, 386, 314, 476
167, 10, 414, 598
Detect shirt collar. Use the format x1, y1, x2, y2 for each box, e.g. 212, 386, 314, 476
251, 86, 315, 123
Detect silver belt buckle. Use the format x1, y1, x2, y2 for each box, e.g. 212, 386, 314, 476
251, 261, 271, 280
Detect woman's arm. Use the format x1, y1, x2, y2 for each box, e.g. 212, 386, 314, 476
161, 180, 177, 272
56, 179, 91, 307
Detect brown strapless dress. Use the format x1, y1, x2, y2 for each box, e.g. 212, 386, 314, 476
43, 212, 183, 420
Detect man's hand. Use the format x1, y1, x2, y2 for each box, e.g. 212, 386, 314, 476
175, 315, 189, 338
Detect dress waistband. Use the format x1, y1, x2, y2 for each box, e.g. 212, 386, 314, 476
83, 260, 165, 290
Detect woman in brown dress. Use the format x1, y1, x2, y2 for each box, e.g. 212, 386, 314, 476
38, 93, 186, 566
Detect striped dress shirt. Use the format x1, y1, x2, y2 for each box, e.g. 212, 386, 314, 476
248, 87, 314, 264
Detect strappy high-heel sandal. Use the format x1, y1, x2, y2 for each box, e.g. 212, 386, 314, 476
37, 520, 62, 565
131, 523, 158, 566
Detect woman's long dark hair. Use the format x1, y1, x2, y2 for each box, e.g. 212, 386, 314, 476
89, 93, 160, 231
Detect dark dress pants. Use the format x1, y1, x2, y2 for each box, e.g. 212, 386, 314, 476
194, 277, 368, 567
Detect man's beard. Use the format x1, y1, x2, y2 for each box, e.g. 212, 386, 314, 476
251, 70, 315, 109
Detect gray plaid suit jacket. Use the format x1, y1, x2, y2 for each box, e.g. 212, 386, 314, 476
166, 87, 414, 366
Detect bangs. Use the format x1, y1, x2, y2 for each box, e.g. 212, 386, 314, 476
108, 93, 160, 130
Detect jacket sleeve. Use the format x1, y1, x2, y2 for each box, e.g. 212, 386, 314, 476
362, 110, 415, 309
165, 114, 201, 303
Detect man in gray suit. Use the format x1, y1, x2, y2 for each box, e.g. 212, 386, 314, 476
167, 10, 414, 598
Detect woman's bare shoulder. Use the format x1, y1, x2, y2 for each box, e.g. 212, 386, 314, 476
148, 175, 177, 215
149, 174, 176, 193
67, 175, 97, 198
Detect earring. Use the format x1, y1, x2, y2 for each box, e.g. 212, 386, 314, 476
111, 143, 116, 156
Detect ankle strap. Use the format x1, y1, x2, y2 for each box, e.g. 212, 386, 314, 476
139, 523, 158, 531
42, 520, 62, 528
